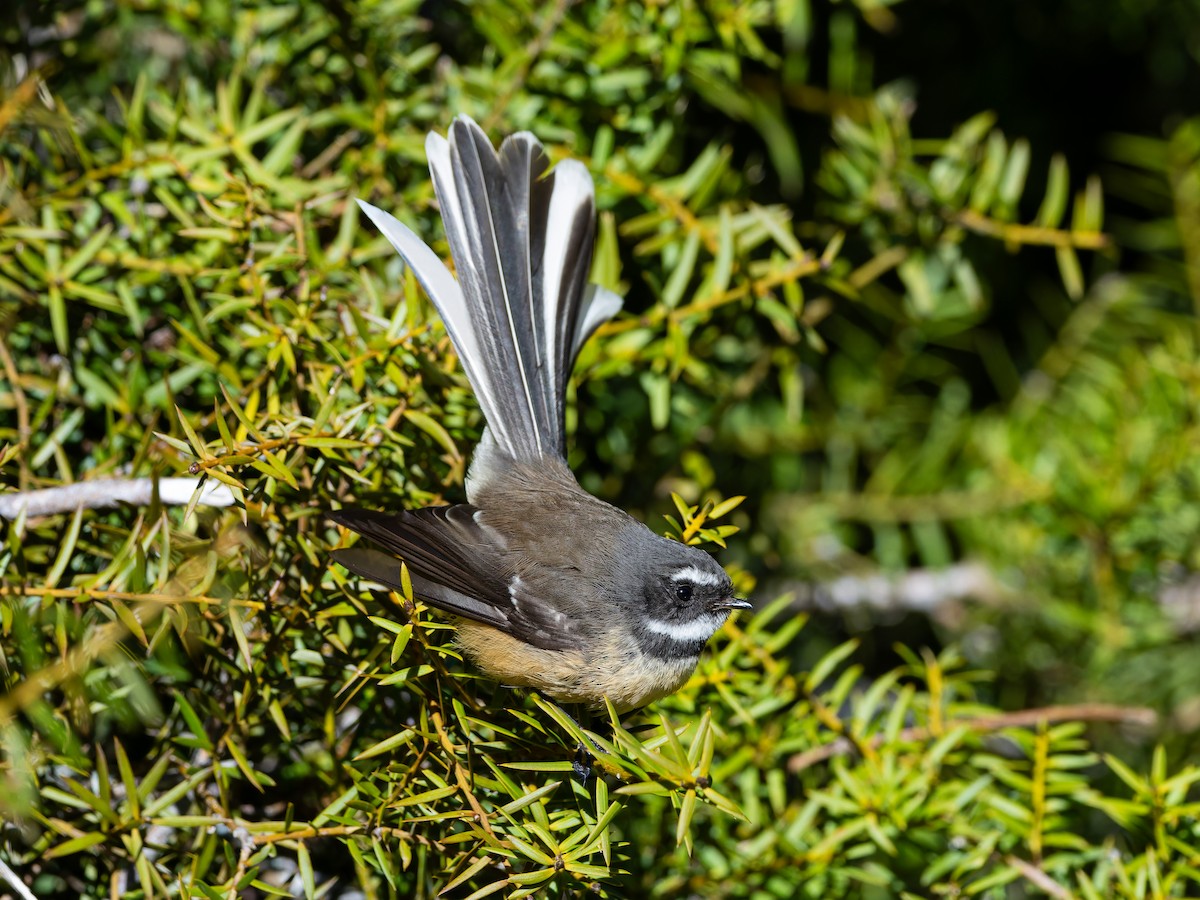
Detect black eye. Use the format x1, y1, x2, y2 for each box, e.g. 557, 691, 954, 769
675, 584, 694, 603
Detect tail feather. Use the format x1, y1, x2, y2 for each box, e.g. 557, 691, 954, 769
575, 284, 624, 361
537, 160, 599, 425
433, 124, 545, 456
360, 115, 621, 462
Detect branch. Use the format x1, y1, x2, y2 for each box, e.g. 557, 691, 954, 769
1005, 854, 1075, 900
0, 477, 235, 520
778, 562, 1002, 616
788, 703, 1158, 773
956, 209, 1110, 250
0, 585, 264, 610
0, 857, 39, 900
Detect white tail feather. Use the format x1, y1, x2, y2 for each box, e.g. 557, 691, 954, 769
541, 160, 594, 390
573, 285, 624, 362
356, 199, 504, 438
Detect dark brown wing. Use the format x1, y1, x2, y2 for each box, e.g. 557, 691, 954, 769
329, 505, 586, 652
332, 505, 504, 601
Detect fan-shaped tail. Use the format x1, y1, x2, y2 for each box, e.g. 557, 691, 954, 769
357, 115, 622, 462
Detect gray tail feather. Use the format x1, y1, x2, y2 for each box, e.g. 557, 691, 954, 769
357, 115, 622, 462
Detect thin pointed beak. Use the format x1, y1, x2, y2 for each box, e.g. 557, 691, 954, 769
716, 597, 753, 612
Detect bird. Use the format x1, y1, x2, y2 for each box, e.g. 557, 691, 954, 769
330, 115, 749, 713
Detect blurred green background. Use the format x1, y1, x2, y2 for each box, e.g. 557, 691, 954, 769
4, 0, 1200, 896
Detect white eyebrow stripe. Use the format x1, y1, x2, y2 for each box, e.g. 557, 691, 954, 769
671, 566, 723, 588
643, 613, 726, 643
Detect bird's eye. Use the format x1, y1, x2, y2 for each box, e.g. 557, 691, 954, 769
675, 584, 694, 603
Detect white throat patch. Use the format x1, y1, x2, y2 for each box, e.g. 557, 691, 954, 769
643, 612, 726, 643
671, 565, 724, 588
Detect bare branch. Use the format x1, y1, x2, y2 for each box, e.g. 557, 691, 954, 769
0, 478, 235, 520
0, 856, 39, 900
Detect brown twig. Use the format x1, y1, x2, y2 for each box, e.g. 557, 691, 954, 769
956, 209, 1110, 251
430, 707, 496, 838
0, 585, 262, 609
604, 167, 723, 254
597, 254, 822, 337
787, 703, 1157, 773
250, 822, 447, 854
1004, 854, 1076, 899
301, 129, 361, 179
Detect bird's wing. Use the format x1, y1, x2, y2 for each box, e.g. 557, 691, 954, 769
329, 506, 587, 652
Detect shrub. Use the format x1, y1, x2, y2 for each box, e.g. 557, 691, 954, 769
3, 1, 1200, 896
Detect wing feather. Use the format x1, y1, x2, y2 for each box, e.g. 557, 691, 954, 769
329, 507, 585, 652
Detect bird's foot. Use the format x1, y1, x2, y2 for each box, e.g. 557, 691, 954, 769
572, 741, 594, 787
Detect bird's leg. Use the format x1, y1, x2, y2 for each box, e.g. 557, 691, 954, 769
571, 744, 592, 787
572, 705, 600, 787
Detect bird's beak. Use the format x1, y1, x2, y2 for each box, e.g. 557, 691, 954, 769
715, 597, 753, 612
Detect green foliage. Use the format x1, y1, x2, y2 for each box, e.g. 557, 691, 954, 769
3, 0, 1200, 897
